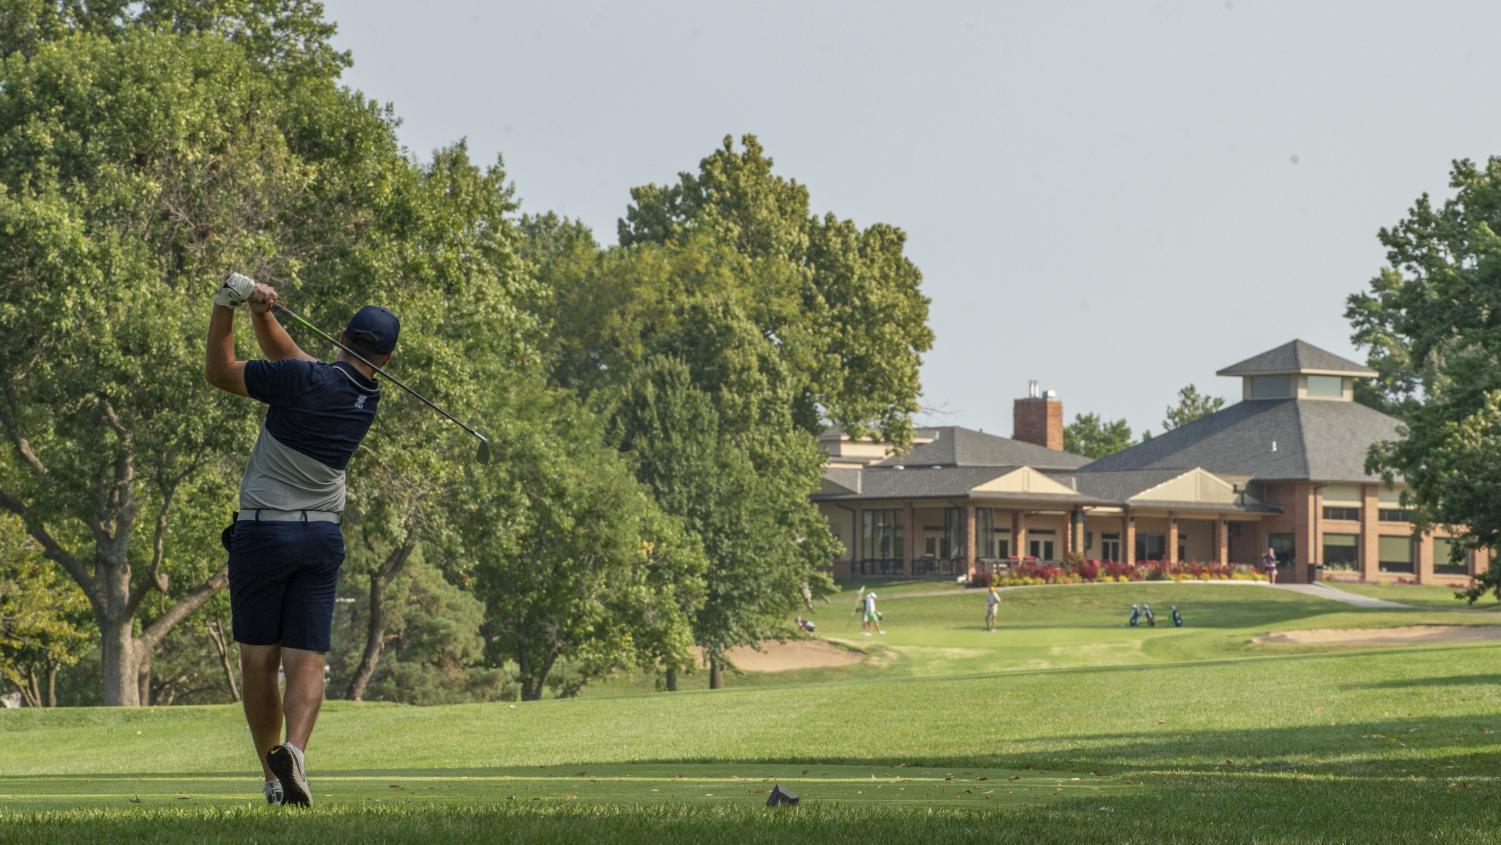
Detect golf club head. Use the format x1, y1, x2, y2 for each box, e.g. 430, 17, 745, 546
476, 437, 492, 465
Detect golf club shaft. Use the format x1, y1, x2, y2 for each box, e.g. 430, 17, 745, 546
271, 303, 490, 447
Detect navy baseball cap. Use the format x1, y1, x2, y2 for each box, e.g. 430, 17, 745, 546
346, 305, 400, 354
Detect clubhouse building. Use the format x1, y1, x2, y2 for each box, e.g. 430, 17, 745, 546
814, 340, 1488, 584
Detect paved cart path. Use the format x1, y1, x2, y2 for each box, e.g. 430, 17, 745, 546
1269, 582, 1411, 608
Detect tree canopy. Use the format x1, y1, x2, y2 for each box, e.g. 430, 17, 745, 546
1064, 413, 1134, 459
1162, 384, 1225, 432
1345, 157, 1501, 600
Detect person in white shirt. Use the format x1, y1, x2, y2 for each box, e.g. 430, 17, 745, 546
861, 591, 884, 636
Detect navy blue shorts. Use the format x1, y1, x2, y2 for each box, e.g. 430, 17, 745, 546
228, 520, 345, 652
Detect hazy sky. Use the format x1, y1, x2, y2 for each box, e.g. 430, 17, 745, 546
321, 0, 1501, 437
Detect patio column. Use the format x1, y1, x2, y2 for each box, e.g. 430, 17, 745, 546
1475, 547, 1491, 578
1013, 510, 1028, 560
1216, 517, 1229, 566
1073, 509, 1086, 557
1360, 484, 1380, 582
1123, 510, 1136, 567
903, 502, 915, 576
1061, 511, 1073, 559
1416, 529, 1435, 584
965, 504, 977, 579
1167, 513, 1179, 563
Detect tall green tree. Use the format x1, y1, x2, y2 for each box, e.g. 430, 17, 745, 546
329, 549, 506, 705
611, 356, 833, 689
469, 380, 705, 701
1064, 413, 1134, 459
0, 29, 329, 705
0, 515, 90, 706
1345, 157, 1501, 601
0, 0, 347, 79
0, 13, 536, 704
530, 137, 924, 687
618, 134, 933, 446
1162, 384, 1224, 431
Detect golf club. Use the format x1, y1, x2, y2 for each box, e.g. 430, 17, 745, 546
271, 302, 493, 464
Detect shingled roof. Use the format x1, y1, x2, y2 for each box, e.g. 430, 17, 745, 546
875, 426, 1090, 470
812, 465, 1107, 504
1078, 398, 1403, 483
1216, 339, 1377, 378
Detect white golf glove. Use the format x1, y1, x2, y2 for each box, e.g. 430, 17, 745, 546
215, 272, 255, 309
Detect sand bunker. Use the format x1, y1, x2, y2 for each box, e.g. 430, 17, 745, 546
693, 640, 865, 672
1256, 625, 1501, 646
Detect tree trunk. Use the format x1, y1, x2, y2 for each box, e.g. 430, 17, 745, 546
709, 657, 724, 690
346, 541, 415, 701
346, 573, 389, 701
516, 636, 543, 701
137, 657, 152, 706
208, 619, 241, 702
46, 663, 58, 708
665, 666, 678, 692
18, 674, 40, 708
99, 613, 139, 707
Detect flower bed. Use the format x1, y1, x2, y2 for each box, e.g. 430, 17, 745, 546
975, 559, 1267, 587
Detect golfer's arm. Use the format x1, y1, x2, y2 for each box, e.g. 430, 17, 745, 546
204, 305, 250, 397
250, 310, 316, 362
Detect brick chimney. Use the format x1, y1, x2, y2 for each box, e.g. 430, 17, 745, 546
1013, 380, 1063, 450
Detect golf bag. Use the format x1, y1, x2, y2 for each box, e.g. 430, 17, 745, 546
1128, 604, 1141, 626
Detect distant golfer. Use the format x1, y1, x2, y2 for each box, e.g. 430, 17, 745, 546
985, 585, 1001, 632
205, 273, 398, 807
1262, 547, 1279, 584
1129, 604, 1141, 627
862, 591, 884, 636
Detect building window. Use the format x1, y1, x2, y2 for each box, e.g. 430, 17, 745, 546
1100, 533, 1121, 562
1323, 534, 1358, 570
945, 507, 964, 559
1250, 375, 1291, 399
1379, 508, 1412, 523
860, 510, 903, 562
922, 530, 949, 560
1434, 537, 1469, 575
977, 509, 1011, 559
1136, 533, 1166, 562
1306, 375, 1343, 398
1028, 529, 1056, 562
1268, 533, 1295, 565
1378, 536, 1414, 573
1323, 506, 1361, 521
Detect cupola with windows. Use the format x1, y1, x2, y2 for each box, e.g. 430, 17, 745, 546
1215, 339, 1376, 402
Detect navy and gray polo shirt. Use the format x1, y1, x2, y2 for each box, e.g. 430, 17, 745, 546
238, 359, 381, 513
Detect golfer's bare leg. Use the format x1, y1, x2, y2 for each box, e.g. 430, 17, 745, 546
281, 647, 327, 751
239, 644, 283, 779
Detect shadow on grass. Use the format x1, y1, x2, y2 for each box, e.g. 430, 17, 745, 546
1346, 672, 1501, 690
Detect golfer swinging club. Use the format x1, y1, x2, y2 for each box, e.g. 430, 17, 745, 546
205, 272, 398, 807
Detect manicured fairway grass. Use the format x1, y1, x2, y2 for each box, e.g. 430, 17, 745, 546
5, 583, 1501, 843
1329, 579, 1501, 611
